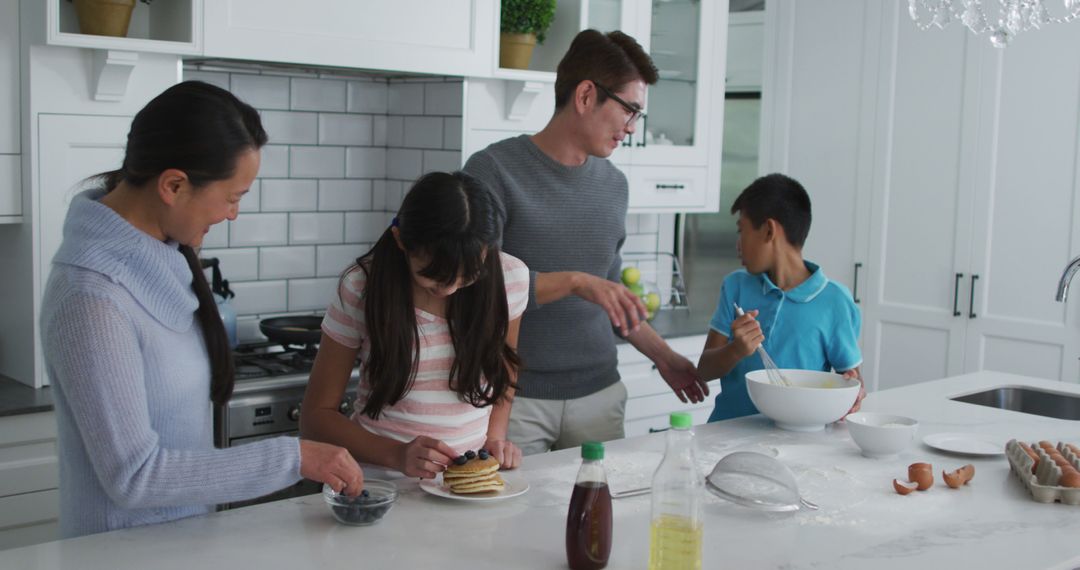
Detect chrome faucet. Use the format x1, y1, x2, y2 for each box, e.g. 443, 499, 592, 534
1056, 255, 1080, 302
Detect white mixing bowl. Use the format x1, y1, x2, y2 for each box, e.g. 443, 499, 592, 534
746, 369, 860, 432
845, 412, 919, 458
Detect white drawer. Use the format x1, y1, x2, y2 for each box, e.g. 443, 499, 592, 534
0, 412, 56, 447
0, 488, 58, 529
627, 165, 707, 210
0, 441, 59, 496
0, 520, 59, 552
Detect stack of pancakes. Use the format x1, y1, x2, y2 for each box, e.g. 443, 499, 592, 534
443, 456, 504, 494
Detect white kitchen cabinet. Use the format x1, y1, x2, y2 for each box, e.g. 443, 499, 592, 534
25, 115, 130, 388
758, 0, 877, 305
1, 0, 21, 224
619, 334, 712, 437
38, 0, 202, 54
724, 11, 763, 93
0, 411, 59, 551
203, 0, 495, 77
859, 3, 1080, 389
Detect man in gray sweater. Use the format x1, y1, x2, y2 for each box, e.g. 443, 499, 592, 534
464, 30, 709, 455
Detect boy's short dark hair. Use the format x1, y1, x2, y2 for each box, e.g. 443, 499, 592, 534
554, 30, 659, 110
731, 173, 812, 248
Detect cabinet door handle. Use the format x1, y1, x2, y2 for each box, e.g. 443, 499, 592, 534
853, 262, 863, 304
655, 183, 685, 190
635, 115, 648, 147
622, 135, 633, 148
969, 274, 979, 319
953, 273, 964, 316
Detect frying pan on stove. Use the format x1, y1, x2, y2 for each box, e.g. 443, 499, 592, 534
259, 316, 323, 347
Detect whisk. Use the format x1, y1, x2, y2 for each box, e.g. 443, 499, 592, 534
733, 303, 791, 387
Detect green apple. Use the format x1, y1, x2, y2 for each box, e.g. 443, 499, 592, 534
646, 310, 656, 321
644, 292, 661, 312
628, 283, 645, 296
621, 266, 641, 286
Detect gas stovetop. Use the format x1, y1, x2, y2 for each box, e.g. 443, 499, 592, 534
231, 342, 319, 394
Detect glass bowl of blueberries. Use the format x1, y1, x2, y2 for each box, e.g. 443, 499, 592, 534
323, 479, 397, 526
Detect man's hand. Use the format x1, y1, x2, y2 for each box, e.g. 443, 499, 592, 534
573, 274, 648, 337
656, 353, 710, 404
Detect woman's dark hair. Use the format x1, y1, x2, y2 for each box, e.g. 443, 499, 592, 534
349, 171, 520, 419
98, 80, 268, 406
554, 29, 659, 110
731, 173, 813, 248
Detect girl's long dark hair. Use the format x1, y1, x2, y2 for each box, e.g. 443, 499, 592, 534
352, 171, 521, 419
95, 81, 268, 406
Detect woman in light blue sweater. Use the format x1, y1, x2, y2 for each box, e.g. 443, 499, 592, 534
40, 81, 364, 538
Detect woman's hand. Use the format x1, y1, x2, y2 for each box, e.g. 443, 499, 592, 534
483, 438, 523, 470
299, 439, 364, 496
729, 309, 764, 359
398, 436, 457, 479
842, 369, 865, 416
572, 274, 648, 337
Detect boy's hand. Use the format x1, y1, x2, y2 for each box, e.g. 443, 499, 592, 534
842, 369, 865, 416
729, 309, 764, 359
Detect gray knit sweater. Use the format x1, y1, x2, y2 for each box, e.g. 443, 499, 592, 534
40, 189, 301, 538
464, 135, 628, 400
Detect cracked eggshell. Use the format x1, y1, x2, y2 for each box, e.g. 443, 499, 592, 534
908, 462, 934, 490
893, 479, 918, 495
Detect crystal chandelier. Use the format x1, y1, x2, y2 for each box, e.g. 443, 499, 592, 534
908, 0, 1080, 47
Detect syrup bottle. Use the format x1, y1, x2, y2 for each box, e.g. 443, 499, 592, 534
566, 441, 612, 570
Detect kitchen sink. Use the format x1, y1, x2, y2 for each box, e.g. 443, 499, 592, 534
951, 386, 1080, 421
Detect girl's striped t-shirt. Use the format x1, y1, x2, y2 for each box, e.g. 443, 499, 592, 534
321, 251, 530, 454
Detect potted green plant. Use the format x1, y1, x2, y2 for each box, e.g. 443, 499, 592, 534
67, 0, 152, 38
500, 0, 557, 70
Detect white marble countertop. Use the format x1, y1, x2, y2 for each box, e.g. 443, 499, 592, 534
6, 371, 1080, 569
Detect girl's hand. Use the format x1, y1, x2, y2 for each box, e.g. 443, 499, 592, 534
299, 439, 365, 496
398, 436, 456, 479
482, 438, 523, 470
729, 309, 764, 359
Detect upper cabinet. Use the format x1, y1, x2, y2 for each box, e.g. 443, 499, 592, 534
44, 0, 202, 54
724, 10, 763, 92
203, 0, 496, 77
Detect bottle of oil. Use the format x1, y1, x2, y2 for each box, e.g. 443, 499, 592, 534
566, 441, 612, 570
648, 412, 703, 570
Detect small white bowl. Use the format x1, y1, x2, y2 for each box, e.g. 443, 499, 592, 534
845, 412, 919, 458
746, 370, 861, 432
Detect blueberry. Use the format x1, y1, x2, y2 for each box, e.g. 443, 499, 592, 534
360, 489, 370, 498
465, 450, 476, 460
454, 455, 468, 465
479, 448, 489, 455
478, 450, 489, 460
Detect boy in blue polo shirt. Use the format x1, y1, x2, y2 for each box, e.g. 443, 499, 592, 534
697, 173, 864, 422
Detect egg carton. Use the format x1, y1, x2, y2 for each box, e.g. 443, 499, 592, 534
1004, 439, 1080, 505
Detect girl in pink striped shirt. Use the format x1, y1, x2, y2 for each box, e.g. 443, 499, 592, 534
301, 172, 529, 481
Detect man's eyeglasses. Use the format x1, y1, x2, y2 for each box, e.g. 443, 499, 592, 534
592, 81, 645, 127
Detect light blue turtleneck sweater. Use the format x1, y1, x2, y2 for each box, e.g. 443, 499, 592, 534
40, 188, 302, 538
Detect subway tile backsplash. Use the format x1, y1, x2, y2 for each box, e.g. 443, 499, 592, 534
185, 67, 663, 342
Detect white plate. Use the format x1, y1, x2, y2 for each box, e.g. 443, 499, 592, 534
418, 470, 529, 502
922, 432, 1005, 456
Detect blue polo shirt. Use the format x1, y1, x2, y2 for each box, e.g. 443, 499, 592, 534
707, 261, 862, 422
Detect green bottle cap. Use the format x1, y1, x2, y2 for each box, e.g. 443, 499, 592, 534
581, 441, 604, 460
670, 412, 692, 429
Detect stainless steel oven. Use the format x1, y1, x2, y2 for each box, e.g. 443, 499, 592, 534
214, 342, 359, 510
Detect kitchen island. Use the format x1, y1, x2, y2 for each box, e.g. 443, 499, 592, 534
5, 371, 1080, 569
